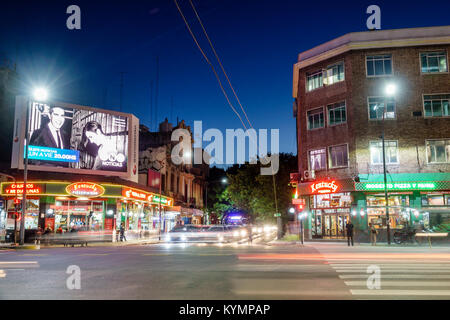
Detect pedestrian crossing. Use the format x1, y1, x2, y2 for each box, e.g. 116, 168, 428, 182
329, 261, 450, 299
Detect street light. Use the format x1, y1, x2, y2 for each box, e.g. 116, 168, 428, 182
289, 207, 295, 214
19, 87, 49, 245
376, 82, 396, 245
33, 87, 48, 101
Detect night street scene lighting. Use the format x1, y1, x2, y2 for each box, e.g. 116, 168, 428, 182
1, 0, 450, 315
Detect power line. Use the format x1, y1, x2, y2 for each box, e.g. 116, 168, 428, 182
188, 0, 253, 129
173, 0, 248, 130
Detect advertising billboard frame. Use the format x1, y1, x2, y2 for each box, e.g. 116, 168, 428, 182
11, 96, 139, 183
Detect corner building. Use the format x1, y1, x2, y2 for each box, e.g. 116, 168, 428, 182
293, 26, 450, 241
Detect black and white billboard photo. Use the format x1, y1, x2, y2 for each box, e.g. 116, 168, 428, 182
11, 96, 139, 182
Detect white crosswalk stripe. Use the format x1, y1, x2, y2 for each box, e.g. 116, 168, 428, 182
0, 270, 5, 278
330, 261, 450, 298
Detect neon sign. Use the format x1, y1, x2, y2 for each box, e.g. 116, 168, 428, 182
310, 181, 339, 194
66, 182, 105, 197
122, 187, 154, 202
357, 182, 437, 191
5, 183, 42, 195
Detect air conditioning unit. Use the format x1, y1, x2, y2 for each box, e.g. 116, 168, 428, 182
303, 170, 316, 180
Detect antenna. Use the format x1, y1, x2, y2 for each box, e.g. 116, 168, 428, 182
150, 80, 154, 131
170, 96, 174, 124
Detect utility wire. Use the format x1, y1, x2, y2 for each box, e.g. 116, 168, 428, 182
173, 0, 248, 130
188, 0, 253, 129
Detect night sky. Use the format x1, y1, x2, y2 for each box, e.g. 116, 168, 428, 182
1, 0, 450, 156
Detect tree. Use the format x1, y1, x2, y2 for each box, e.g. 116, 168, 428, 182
226, 153, 297, 224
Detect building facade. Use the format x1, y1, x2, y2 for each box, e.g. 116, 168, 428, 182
293, 26, 450, 241
139, 119, 209, 227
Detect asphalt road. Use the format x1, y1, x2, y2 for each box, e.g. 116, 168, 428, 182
1, 241, 450, 300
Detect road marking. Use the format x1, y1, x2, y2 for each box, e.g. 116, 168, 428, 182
0, 270, 5, 278
0, 261, 38, 264
235, 264, 328, 272
79, 253, 110, 256
142, 253, 171, 256
330, 264, 450, 267
345, 281, 450, 287
339, 274, 450, 279
350, 289, 450, 296
332, 266, 450, 270
18, 254, 48, 257
335, 269, 450, 273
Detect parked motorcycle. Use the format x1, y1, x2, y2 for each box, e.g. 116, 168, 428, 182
393, 226, 416, 244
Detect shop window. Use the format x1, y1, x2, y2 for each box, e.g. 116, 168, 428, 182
422, 194, 447, 206
366, 195, 409, 207
426, 139, 450, 163
424, 94, 450, 117
368, 96, 396, 120
310, 193, 352, 208
328, 144, 348, 168
307, 108, 324, 130
370, 140, 399, 165
309, 148, 326, 171
327, 101, 346, 126
366, 54, 393, 77
420, 51, 448, 73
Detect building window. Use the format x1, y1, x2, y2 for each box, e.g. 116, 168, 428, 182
420, 51, 448, 73
309, 148, 326, 171
306, 71, 323, 92
327, 101, 346, 126
368, 96, 396, 120
370, 141, 399, 165
324, 62, 345, 85
307, 108, 324, 130
426, 139, 450, 163
424, 94, 450, 117
328, 144, 348, 168
366, 55, 393, 76
421, 194, 449, 206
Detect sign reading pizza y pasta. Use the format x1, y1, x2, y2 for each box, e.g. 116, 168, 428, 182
11, 96, 139, 182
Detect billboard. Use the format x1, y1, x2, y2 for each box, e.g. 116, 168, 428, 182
11, 96, 139, 182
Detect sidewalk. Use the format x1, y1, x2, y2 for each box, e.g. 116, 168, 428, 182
1, 238, 160, 250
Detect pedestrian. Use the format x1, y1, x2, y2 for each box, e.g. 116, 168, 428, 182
346, 221, 354, 246
120, 223, 127, 242
369, 223, 378, 246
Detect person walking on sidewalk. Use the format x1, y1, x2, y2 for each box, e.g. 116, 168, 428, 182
369, 223, 378, 246
346, 221, 354, 246
120, 223, 127, 242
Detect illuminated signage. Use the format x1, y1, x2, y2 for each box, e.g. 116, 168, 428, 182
310, 181, 339, 194
122, 187, 154, 202
153, 195, 172, 206
122, 187, 173, 206
27, 145, 79, 163
292, 198, 305, 205
66, 182, 105, 197
357, 182, 437, 191
5, 183, 42, 195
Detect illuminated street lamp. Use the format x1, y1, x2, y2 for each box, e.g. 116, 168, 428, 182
375, 82, 397, 245
20, 87, 49, 245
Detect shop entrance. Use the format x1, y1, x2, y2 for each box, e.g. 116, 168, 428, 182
322, 213, 349, 238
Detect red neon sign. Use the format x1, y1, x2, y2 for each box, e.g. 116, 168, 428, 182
310, 181, 339, 194
122, 187, 154, 202
5, 183, 41, 195
66, 182, 105, 197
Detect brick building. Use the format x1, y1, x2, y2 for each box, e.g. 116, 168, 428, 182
293, 26, 450, 241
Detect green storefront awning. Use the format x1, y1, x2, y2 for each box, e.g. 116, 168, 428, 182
356, 173, 450, 191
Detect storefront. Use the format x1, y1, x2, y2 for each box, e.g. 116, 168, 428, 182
0, 181, 174, 241
296, 173, 450, 241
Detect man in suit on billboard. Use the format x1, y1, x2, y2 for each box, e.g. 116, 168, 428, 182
30, 106, 70, 150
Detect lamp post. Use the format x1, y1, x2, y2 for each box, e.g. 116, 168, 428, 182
20, 88, 48, 245
378, 83, 396, 245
